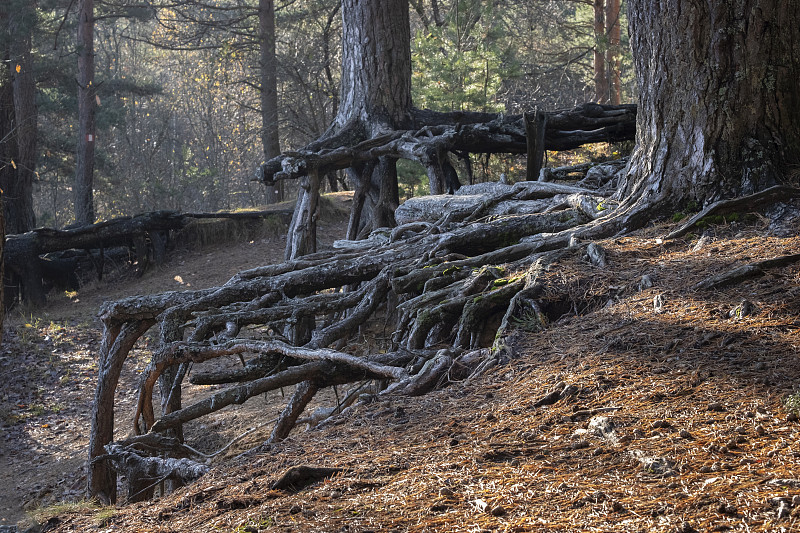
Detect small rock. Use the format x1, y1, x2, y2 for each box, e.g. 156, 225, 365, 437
728, 300, 755, 319
632, 450, 676, 476
679, 429, 693, 439
632, 428, 647, 439
485, 413, 496, 421
289, 504, 302, 515
726, 438, 738, 449
586, 243, 607, 267
778, 502, 791, 519
755, 424, 766, 436
449, 438, 459, 446
699, 465, 712, 473
744, 411, 756, 418
739, 458, 757, 466
672, 521, 697, 533
429, 503, 450, 513
653, 294, 665, 314
651, 419, 672, 429
489, 505, 507, 517
439, 487, 454, 497
735, 425, 747, 434
571, 440, 590, 450
639, 274, 654, 291
588, 416, 616, 439
707, 402, 726, 412
753, 362, 767, 371
788, 412, 799, 422
718, 503, 738, 515
611, 500, 625, 512
330, 490, 342, 499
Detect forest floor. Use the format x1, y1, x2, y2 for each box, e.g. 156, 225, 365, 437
2, 193, 800, 532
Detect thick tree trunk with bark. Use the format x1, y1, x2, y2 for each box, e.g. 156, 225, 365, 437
335, 0, 412, 233
75, 0, 96, 226
619, 0, 800, 223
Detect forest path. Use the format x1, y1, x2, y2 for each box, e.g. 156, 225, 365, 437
0, 193, 353, 526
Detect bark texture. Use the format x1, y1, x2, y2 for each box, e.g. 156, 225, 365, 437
75, 0, 96, 226
336, 0, 412, 132
620, 0, 800, 217
0, 0, 37, 235
259, 0, 281, 204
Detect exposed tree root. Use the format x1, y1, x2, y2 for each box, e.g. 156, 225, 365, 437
88, 170, 630, 503
693, 252, 800, 291
89, 121, 800, 506
665, 185, 800, 240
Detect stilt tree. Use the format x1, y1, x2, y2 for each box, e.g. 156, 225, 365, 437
88, 0, 800, 505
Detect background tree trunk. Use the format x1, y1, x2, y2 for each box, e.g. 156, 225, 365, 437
605, 0, 621, 105
0, 0, 36, 235
260, 0, 281, 205
75, 0, 96, 226
593, 0, 608, 104
620, 0, 800, 217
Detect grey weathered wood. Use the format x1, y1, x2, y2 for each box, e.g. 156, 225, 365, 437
525, 107, 547, 181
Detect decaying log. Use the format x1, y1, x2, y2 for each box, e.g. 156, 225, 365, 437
271, 465, 343, 492
4, 208, 293, 307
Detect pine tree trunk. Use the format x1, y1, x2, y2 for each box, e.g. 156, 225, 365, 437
286, 0, 412, 258
605, 0, 621, 105
75, 0, 96, 226
336, 0, 412, 133
259, 0, 281, 204
593, 0, 608, 104
0, 1, 36, 235
620, 0, 800, 218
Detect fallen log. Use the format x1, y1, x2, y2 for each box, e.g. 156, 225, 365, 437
4, 208, 293, 307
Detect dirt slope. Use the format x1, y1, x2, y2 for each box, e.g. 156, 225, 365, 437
4, 204, 800, 532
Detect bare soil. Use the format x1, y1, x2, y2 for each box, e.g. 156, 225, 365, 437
4, 200, 800, 532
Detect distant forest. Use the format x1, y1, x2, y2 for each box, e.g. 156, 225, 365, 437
0, 0, 630, 229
